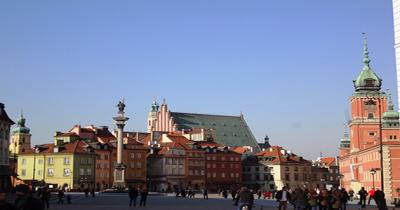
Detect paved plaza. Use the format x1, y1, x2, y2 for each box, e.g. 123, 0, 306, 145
37, 193, 389, 210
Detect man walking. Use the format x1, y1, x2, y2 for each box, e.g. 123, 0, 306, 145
276, 186, 290, 210
57, 189, 64, 204
237, 186, 254, 210
40, 187, 50, 209
139, 187, 148, 207
203, 187, 208, 199
358, 187, 368, 208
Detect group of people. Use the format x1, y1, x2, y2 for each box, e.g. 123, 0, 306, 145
128, 185, 148, 207
0, 185, 44, 210
174, 187, 198, 198
274, 186, 388, 210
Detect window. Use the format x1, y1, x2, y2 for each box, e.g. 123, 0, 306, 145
136, 162, 142, 168
137, 153, 141, 159
395, 135, 397, 140
64, 168, 70, 177
236, 173, 239, 178
80, 169, 85, 176
64, 157, 70, 165
105, 154, 109, 160
369, 132, 375, 136
48, 168, 54, 176
130, 153, 135, 159
221, 157, 225, 161
285, 167, 289, 171
48, 158, 54, 165
21, 169, 26, 176
213, 173, 216, 178
294, 174, 299, 181
221, 173, 225, 178
285, 173, 290, 181
368, 113, 374, 119
87, 169, 92, 176
81, 158, 87, 164
88, 158, 93, 164
294, 167, 298, 172
207, 173, 211, 178
230, 173, 234, 178
21, 159, 26, 165
38, 170, 42, 176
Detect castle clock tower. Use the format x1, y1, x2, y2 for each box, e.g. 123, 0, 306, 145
9, 113, 31, 155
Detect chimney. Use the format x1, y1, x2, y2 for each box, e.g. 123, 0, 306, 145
136, 131, 139, 142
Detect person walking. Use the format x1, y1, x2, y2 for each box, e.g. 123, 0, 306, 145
358, 187, 368, 208
139, 187, 148, 207
340, 188, 349, 210
367, 188, 375, 205
348, 189, 354, 201
373, 189, 388, 210
292, 188, 308, 210
14, 184, 44, 210
331, 189, 342, 210
57, 189, 64, 204
276, 186, 290, 210
91, 188, 95, 198
257, 189, 262, 199
203, 187, 208, 199
40, 187, 50, 209
318, 189, 329, 210
237, 186, 254, 210
307, 188, 318, 210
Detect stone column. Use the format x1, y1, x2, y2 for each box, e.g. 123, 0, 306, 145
113, 100, 129, 187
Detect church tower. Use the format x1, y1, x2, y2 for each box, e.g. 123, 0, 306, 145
147, 100, 159, 132
348, 34, 388, 152
9, 113, 31, 155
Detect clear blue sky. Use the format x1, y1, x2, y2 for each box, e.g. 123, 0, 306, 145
0, 0, 396, 159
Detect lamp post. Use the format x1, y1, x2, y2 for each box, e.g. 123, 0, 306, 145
369, 168, 380, 189
365, 91, 384, 192
32, 145, 38, 192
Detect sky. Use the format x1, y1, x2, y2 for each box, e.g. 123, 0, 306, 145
0, 0, 396, 159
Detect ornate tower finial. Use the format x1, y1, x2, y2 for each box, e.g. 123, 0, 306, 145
363, 33, 371, 69
387, 89, 394, 111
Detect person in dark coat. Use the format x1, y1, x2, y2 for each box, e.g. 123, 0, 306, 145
57, 189, 64, 204
373, 189, 388, 210
292, 188, 308, 210
276, 186, 291, 210
128, 186, 139, 206
340, 188, 349, 210
139, 187, 148, 206
40, 188, 50, 209
0, 189, 15, 210
358, 187, 368, 208
14, 184, 44, 210
203, 188, 208, 200
237, 186, 254, 210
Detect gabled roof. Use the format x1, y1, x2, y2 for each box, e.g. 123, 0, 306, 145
20, 140, 94, 155
319, 157, 336, 166
170, 112, 259, 150
255, 146, 310, 164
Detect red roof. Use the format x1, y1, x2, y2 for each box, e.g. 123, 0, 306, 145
319, 157, 336, 166
256, 146, 309, 164
20, 141, 93, 155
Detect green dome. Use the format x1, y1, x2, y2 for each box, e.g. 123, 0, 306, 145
12, 114, 30, 134
353, 34, 382, 92
383, 110, 399, 119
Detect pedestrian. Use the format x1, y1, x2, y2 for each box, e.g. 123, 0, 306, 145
0, 189, 15, 210
358, 187, 368, 208
331, 189, 342, 210
257, 189, 262, 199
373, 189, 388, 210
139, 187, 148, 206
231, 188, 237, 200
318, 189, 329, 210
348, 189, 354, 201
203, 187, 208, 200
14, 184, 44, 210
66, 195, 71, 204
91, 188, 95, 197
237, 186, 254, 210
40, 187, 50, 209
128, 186, 139, 206
292, 188, 308, 210
84, 188, 89, 197
57, 189, 64, 204
340, 188, 349, 210
307, 188, 318, 210
276, 186, 290, 210
222, 189, 228, 199
367, 188, 375, 205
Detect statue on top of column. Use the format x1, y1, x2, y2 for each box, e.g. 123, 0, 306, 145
117, 99, 125, 114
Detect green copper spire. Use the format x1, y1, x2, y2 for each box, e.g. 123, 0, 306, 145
383, 89, 399, 120
12, 112, 30, 134
353, 33, 382, 92
363, 33, 371, 70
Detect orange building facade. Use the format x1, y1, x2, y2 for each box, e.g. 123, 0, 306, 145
339, 37, 400, 201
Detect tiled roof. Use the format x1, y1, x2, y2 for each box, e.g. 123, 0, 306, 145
255, 146, 310, 164
170, 112, 260, 151
55, 132, 79, 137
319, 157, 336, 166
231, 146, 251, 154
20, 141, 94, 155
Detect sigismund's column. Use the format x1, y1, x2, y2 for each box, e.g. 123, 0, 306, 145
113, 100, 129, 187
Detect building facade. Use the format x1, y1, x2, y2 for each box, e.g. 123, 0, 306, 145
339, 36, 400, 201
0, 103, 14, 191
147, 100, 260, 151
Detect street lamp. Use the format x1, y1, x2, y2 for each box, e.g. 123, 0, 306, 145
365, 90, 384, 192
32, 145, 39, 192
369, 168, 380, 189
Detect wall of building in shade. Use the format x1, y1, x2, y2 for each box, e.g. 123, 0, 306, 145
393, 0, 400, 112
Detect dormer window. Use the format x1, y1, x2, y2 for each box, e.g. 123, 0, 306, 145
365, 79, 375, 87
